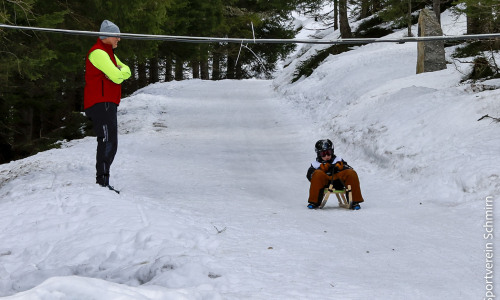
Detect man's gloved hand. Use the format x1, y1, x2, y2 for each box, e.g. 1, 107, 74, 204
319, 163, 331, 172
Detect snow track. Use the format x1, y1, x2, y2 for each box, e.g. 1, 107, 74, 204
0, 79, 491, 299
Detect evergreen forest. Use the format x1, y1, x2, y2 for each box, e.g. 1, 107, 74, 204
0, 0, 499, 163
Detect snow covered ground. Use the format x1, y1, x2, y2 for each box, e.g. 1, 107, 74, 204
0, 8, 498, 300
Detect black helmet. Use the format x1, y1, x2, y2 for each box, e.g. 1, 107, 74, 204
315, 139, 334, 153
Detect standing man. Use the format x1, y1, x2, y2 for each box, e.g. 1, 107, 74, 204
84, 20, 131, 192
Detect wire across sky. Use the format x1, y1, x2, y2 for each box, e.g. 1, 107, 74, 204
1, 23, 500, 45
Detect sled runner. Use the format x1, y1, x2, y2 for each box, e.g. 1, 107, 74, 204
319, 183, 352, 209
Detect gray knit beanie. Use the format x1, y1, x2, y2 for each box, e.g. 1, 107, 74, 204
99, 20, 120, 39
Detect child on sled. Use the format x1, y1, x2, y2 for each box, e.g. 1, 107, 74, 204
306, 139, 364, 210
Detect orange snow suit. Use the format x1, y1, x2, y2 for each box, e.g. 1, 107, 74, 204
308, 168, 364, 205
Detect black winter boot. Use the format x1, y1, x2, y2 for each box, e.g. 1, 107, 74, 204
96, 174, 109, 187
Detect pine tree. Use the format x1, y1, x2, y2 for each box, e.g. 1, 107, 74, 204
0, 0, 72, 161
378, 0, 432, 36
100, 0, 170, 90
453, 0, 499, 34
160, 0, 198, 81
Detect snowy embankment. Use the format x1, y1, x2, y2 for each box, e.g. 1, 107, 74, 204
275, 9, 500, 203
0, 8, 498, 300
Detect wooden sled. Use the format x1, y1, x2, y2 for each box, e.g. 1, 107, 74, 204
319, 184, 352, 209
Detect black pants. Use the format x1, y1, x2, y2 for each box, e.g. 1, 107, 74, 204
85, 102, 118, 185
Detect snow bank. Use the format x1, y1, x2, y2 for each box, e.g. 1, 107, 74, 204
274, 9, 500, 204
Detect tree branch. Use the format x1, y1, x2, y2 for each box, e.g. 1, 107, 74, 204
478, 114, 500, 122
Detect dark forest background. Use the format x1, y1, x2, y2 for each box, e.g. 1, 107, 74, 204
0, 0, 498, 164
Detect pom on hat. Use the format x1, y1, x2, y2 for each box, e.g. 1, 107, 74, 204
99, 20, 120, 39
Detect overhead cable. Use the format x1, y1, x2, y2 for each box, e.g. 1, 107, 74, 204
1, 23, 500, 45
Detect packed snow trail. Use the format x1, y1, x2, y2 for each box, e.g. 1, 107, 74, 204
0, 79, 486, 299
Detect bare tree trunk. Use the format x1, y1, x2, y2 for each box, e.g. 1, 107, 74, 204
175, 59, 184, 81
126, 60, 138, 93
338, 0, 352, 38
200, 59, 209, 80
407, 0, 412, 37
235, 60, 242, 79
372, 0, 382, 13
360, 0, 370, 19
495, 3, 500, 33
227, 56, 235, 79
164, 57, 173, 82
192, 60, 200, 79
65, 72, 83, 111
212, 51, 221, 80
150, 57, 159, 83
433, 0, 441, 24
137, 62, 148, 88
25, 107, 34, 144
333, 0, 338, 31
75, 71, 85, 111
